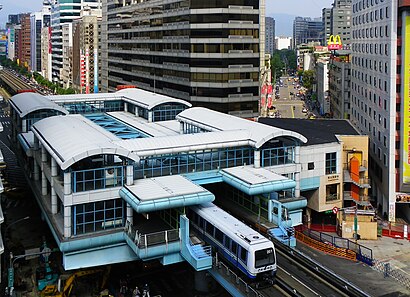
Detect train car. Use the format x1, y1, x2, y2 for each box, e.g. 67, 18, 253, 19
188, 203, 276, 287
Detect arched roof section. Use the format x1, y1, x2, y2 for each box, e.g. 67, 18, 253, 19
116, 88, 192, 110
31, 115, 140, 170
176, 107, 307, 148
10, 92, 68, 118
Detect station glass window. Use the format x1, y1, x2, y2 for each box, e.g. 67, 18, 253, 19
73, 198, 125, 235
325, 152, 337, 174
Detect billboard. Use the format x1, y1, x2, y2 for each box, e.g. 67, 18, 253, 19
327, 35, 343, 51
403, 16, 410, 184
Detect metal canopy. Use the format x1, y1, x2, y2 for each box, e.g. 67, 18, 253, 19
220, 166, 296, 195
119, 175, 215, 213
10, 92, 68, 118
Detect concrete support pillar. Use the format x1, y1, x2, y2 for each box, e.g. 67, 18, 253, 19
64, 206, 72, 238
51, 158, 57, 176
127, 204, 133, 225
124, 102, 128, 112
294, 145, 300, 164
51, 188, 58, 214
295, 172, 301, 198
180, 122, 184, 134
21, 119, 27, 133
41, 173, 48, 196
294, 145, 301, 198
41, 146, 47, 163
33, 137, 39, 150
254, 150, 261, 168
126, 165, 133, 186
64, 172, 72, 195
148, 111, 153, 122
34, 162, 40, 181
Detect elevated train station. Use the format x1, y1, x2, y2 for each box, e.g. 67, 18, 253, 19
9, 88, 311, 295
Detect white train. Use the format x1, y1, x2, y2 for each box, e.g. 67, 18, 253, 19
188, 203, 276, 285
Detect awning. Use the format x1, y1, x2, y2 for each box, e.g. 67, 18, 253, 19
220, 166, 296, 196
17, 132, 34, 157
120, 175, 215, 213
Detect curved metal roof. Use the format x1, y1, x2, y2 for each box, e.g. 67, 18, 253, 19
31, 115, 140, 170
117, 88, 192, 110
10, 92, 68, 118
176, 107, 307, 148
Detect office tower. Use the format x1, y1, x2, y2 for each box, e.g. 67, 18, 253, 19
72, 7, 102, 93
7, 26, 16, 60
50, 0, 102, 84
18, 14, 31, 69
265, 17, 275, 55
102, 0, 265, 117
293, 17, 323, 48
330, 0, 352, 48
8, 14, 21, 25
322, 8, 332, 45
30, 1, 51, 72
350, 0, 408, 222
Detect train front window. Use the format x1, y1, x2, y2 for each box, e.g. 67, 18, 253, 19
254, 248, 275, 268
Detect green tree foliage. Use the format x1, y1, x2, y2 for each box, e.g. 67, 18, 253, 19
270, 49, 297, 82
300, 70, 315, 91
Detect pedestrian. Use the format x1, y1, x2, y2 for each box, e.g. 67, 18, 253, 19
133, 286, 141, 297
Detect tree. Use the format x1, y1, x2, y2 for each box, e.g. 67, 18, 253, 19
300, 70, 315, 92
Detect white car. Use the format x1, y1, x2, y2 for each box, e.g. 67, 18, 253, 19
302, 108, 308, 113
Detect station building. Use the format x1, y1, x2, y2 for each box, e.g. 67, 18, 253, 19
259, 118, 371, 228
9, 89, 309, 271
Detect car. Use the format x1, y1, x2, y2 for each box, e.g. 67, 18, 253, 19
302, 108, 308, 113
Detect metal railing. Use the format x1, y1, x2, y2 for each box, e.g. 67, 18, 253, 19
372, 259, 410, 290
212, 255, 264, 297
124, 221, 180, 249
188, 241, 212, 259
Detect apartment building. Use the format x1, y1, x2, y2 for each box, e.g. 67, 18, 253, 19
101, 0, 265, 117
30, 2, 51, 72
350, 0, 410, 222
265, 17, 275, 55
329, 52, 351, 119
50, 0, 102, 84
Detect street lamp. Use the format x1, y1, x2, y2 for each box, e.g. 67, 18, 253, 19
3, 216, 30, 295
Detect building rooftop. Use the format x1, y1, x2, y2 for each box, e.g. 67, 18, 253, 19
258, 118, 360, 146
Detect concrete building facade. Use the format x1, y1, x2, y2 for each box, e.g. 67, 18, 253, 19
50, 0, 102, 84
330, 0, 352, 49
316, 57, 330, 115
265, 17, 275, 55
41, 26, 52, 81
72, 8, 102, 93
328, 52, 351, 119
30, 2, 51, 72
322, 8, 332, 45
101, 0, 265, 117
293, 17, 323, 48
18, 14, 31, 69
350, 0, 410, 222
275, 36, 292, 50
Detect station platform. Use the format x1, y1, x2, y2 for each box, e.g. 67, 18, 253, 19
296, 239, 410, 296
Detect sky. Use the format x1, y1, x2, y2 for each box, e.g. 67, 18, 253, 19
0, 0, 334, 33
267, 0, 334, 18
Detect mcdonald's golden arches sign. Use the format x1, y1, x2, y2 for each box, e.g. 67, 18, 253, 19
327, 35, 343, 50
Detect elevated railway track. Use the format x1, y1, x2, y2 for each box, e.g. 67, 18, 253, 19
0, 69, 45, 95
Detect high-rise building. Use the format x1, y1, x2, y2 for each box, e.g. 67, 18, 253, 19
316, 57, 330, 115
293, 17, 323, 48
50, 0, 102, 84
61, 23, 73, 88
102, 0, 265, 117
6, 26, 16, 60
30, 1, 51, 72
18, 13, 31, 69
265, 17, 275, 55
41, 26, 52, 81
330, 0, 352, 49
322, 8, 332, 45
8, 14, 21, 25
350, 0, 408, 222
72, 7, 102, 93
